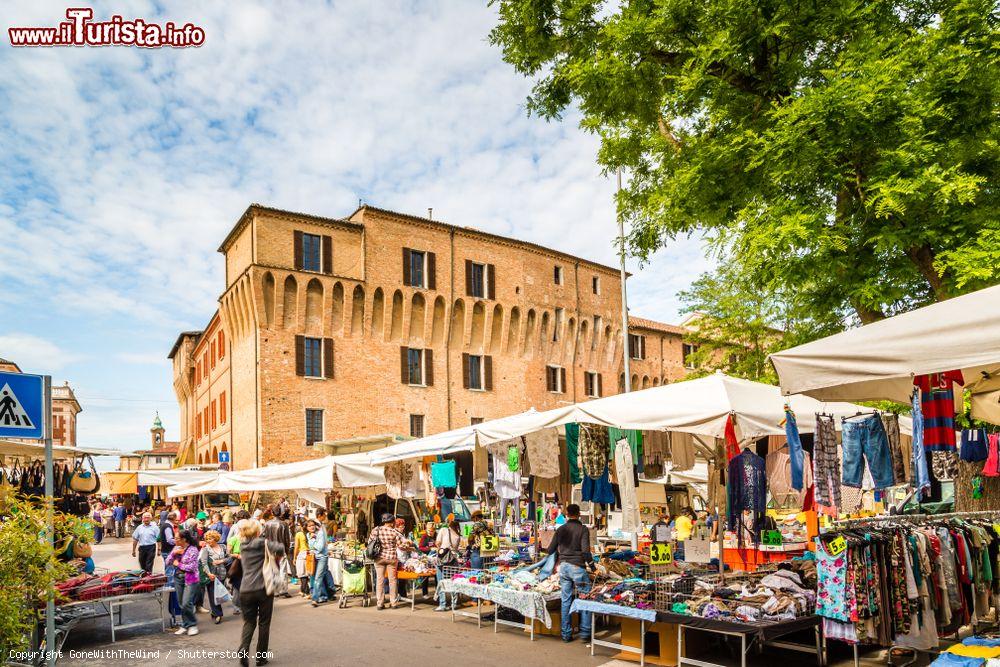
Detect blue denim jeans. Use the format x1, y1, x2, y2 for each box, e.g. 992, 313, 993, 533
469, 550, 483, 570
311, 555, 331, 602
559, 563, 592, 640
911, 390, 930, 496
784, 409, 805, 490
842, 414, 894, 489
179, 580, 202, 629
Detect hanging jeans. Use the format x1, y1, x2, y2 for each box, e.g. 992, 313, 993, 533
559, 563, 593, 640
842, 413, 895, 489
784, 409, 805, 491
911, 391, 931, 494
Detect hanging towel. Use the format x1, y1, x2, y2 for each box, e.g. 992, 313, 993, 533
429, 460, 457, 489
579, 423, 609, 480
525, 428, 560, 479
564, 423, 582, 484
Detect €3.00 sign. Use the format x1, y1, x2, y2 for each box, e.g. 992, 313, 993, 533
650, 542, 673, 565
480, 535, 499, 555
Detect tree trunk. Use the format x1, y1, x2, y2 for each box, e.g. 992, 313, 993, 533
850, 299, 886, 325
906, 244, 948, 301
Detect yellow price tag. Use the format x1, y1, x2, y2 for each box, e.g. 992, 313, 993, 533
480, 535, 499, 555
650, 542, 673, 565
828, 535, 847, 556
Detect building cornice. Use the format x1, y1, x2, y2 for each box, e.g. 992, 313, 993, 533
217, 204, 364, 254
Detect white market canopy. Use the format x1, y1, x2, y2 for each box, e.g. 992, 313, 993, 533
165, 453, 384, 498
771, 284, 1000, 422
137, 469, 220, 488
369, 372, 906, 466
0, 439, 121, 460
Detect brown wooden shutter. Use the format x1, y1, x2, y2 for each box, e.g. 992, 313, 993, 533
400, 346, 409, 384
427, 252, 436, 290
424, 348, 434, 386
465, 260, 473, 296
628, 335, 635, 359
402, 248, 411, 286
487, 264, 496, 299
295, 335, 305, 376
641, 336, 646, 360
484, 356, 493, 391
597, 373, 603, 397
322, 235, 332, 274
462, 353, 470, 389
293, 231, 303, 270
323, 338, 334, 378
560, 367, 567, 394
545, 367, 553, 392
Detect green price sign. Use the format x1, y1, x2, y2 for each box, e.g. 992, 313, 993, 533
763, 530, 783, 546
828, 535, 847, 556
480, 535, 499, 554
650, 542, 673, 565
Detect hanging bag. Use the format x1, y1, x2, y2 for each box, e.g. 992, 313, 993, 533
68, 455, 100, 495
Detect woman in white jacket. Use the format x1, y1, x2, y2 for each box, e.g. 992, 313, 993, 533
433, 519, 462, 611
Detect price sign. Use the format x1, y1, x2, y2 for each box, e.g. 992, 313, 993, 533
685, 538, 711, 563
650, 542, 673, 565
828, 535, 847, 556
763, 530, 783, 546
480, 535, 499, 555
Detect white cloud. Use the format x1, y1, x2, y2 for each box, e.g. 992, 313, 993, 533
0, 333, 84, 372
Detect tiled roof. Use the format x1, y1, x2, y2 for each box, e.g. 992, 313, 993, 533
629, 316, 687, 335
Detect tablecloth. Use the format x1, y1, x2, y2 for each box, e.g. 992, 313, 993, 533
439, 579, 554, 628
570, 599, 657, 622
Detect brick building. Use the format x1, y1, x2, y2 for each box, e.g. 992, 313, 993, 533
169, 204, 694, 470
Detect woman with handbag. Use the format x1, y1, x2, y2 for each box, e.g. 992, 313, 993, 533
236, 519, 274, 667
199, 530, 229, 624
168, 530, 203, 636
433, 519, 462, 611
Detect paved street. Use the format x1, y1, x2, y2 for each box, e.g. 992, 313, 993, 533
54, 539, 911, 666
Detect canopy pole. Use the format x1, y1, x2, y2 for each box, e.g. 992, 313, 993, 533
617, 169, 631, 393
716, 437, 725, 582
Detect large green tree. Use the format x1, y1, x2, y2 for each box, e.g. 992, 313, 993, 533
490, 0, 1000, 323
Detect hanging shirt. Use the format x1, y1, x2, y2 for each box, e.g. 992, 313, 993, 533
579, 423, 610, 479
726, 449, 766, 544
564, 423, 583, 484
492, 453, 521, 500
913, 371, 964, 452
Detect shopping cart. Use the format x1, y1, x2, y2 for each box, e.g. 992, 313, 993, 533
337, 560, 370, 608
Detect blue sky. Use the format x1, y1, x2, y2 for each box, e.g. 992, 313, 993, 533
0, 1, 713, 455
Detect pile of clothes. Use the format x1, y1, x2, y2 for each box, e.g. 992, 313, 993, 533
400, 555, 434, 574
328, 540, 365, 561
660, 566, 816, 624
492, 569, 561, 594
54, 570, 166, 603
581, 578, 655, 609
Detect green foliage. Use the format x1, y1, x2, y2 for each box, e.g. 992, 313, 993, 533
0, 494, 86, 658
490, 0, 1000, 322
679, 263, 842, 382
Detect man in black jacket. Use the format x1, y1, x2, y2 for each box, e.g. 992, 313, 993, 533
547, 504, 594, 642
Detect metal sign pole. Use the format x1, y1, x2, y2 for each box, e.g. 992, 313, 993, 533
43, 375, 55, 666
617, 169, 631, 393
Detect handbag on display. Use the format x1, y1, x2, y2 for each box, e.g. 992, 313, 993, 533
68, 456, 100, 495
72, 539, 93, 558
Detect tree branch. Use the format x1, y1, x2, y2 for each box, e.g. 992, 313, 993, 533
646, 49, 764, 96
657, 115, 683, 150
906, 244, 948, 300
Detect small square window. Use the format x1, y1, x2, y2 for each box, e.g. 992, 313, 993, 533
305, 409, 323, 446
410, 414, 425, 438
628, 333, 646, 360
301, 233, 322, 272
470, 417, 484, 425
546, 365, 565, 393
303, 337, 323, 377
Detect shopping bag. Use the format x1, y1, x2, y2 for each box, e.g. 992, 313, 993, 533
213, 578, 231, 605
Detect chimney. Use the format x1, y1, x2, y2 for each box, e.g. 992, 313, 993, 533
427, 208, 433, 220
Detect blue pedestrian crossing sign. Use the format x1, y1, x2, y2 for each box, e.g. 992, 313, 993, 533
0, 372, 45, 439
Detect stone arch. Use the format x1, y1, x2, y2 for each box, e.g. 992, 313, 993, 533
579, 318, 590, 355
409, 292, 426, 343
371, 287, 385, 339
331, 281, 344, 335
506, 307, 521, 354
431, 296, 446, 346
631, 373, 639, 390
470, 301, 486, 350
221, 442, 228, 453
450, 299, 466, 348
619, 373, 626, 393
653, 377, 660, 386
282, 275, 298, 330
350, 285, 365, 336
522, 309, 536, 357
540, 311, 551, 355
262, 272, 275, 328
212, 446, 219, 463
567, 317, 577, 357
604, 325, 613, 359
389, 289, 404, 342
490, 304, 504, 354
305, 278, 323, 335
641, 375, 650, 389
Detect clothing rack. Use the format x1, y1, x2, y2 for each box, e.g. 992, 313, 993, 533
832, 509, 1000, 528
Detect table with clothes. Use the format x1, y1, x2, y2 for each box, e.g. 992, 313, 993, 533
439, 558, 560, 629
931, 636, 1000, 666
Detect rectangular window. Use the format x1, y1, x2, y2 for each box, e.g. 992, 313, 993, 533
218, 330, 225, 358
546, 365, 566, 394
219, 391, 227, 424
407, 348, 425, 385
211, 341, 216, 368
211, 401, 217, 430
592, 276, 600, 295
409, 250, 425, 287
303, 337, 323, 377
470, 417, 484, 425
196, 414, 201, 439
469, 262, 486, 298
592, 316, 602, 350
410, 414, 425, 438
301, 233, 322, 272
305, 409, 324, 446
553, 308, 564, 342
584, 371, 602, 398
683, 343, 699, 369
468, 355, 483, 390
195, 362, 201, 386
629, 333, 646, 360
553, 265, 564, 285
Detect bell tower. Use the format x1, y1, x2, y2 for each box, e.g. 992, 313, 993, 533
151, 412, 165, 450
